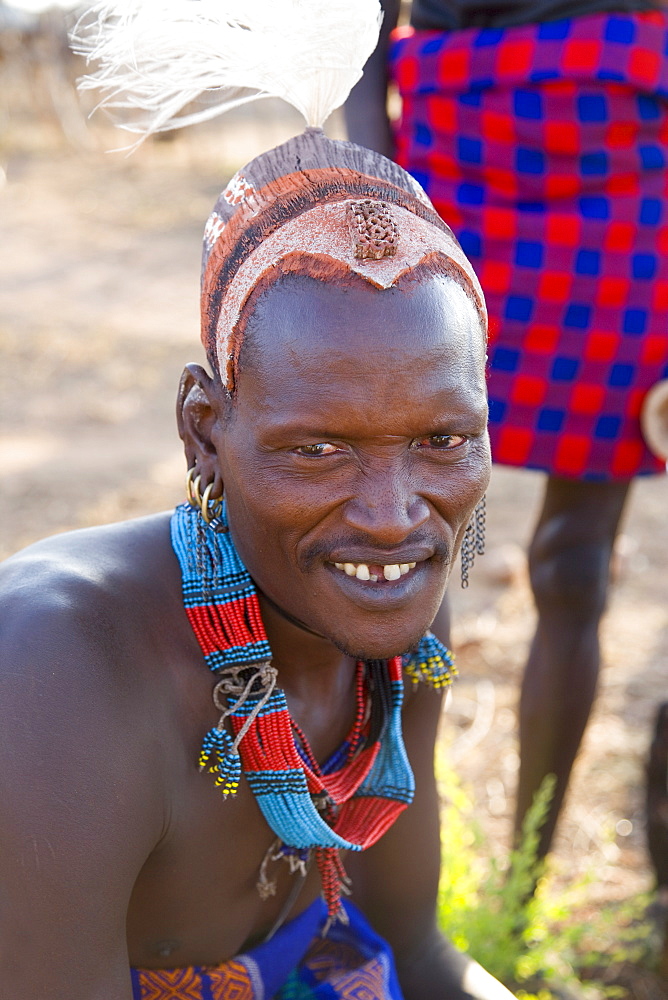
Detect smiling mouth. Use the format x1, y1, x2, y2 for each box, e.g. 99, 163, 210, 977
331, 560, 418, 583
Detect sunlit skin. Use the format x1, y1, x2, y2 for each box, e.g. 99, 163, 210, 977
0, 266, 513, 1000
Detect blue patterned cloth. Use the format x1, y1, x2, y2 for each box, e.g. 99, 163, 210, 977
131, 898, 404, 999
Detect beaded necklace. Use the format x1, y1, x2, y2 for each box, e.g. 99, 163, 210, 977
171, 503, 456, 922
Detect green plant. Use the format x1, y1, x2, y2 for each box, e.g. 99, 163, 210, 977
436, 759, 652, 999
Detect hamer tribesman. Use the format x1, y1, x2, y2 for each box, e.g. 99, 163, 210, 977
0, 3, 513, 998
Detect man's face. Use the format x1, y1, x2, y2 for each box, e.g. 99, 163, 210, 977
212, 272, 490, 660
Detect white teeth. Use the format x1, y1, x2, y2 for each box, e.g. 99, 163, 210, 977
333, 560, 420, 581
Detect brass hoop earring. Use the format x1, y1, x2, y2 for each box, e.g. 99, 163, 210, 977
186, 467, 203, 508
185, 466, 228, 532
200, 481, 224, 525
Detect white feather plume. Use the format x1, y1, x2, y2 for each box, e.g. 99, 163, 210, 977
71, 0, 383, 137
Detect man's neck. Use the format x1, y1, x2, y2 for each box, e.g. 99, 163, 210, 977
257, 590, 356, 698
257, 590, 359, 763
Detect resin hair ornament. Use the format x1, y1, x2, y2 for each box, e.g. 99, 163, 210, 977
200, 132, 487, 389
72, 0, 487, 391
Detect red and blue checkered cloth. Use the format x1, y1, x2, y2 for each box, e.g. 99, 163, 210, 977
392, 11, 668, 480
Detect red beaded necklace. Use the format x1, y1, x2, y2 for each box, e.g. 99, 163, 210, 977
172, 503, 455, 923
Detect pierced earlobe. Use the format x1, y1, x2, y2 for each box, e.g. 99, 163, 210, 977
178, 363, 227, 531
185, 466, 228, 533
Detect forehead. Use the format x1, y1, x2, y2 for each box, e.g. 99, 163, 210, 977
234, 272, 487, 430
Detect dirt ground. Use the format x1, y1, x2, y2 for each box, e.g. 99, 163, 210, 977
1, 61, 667, 998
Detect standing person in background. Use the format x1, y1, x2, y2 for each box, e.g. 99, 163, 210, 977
346, 0, 668, 862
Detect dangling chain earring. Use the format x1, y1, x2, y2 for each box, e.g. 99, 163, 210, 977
186, 466, 228, 533
474, 493, 486, 557
460, 495, 486, 589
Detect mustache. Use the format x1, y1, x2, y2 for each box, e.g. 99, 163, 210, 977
302, 531, 451, 566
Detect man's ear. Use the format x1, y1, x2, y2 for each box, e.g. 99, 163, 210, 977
176, 363, 225, 492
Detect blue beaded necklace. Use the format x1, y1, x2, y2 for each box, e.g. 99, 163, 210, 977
171, 502, 456, 921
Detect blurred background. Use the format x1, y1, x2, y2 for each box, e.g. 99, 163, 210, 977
1, 3, 667, 994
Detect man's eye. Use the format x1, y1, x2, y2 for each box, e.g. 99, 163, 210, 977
412, 434, 467, 450
293, 443, 341, 457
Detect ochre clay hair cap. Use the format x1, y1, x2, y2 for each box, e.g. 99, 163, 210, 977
201, 128, 487, 390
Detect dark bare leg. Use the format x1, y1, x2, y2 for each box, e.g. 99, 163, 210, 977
515, 475, 632, 859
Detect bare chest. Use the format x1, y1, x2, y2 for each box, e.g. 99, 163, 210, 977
124, 560, 357, 969
126, 767, 324, 968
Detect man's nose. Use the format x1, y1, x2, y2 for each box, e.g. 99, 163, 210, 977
341, 461, 430, 544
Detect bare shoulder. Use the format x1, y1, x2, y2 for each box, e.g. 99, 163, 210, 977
0, 511, 183, 797
0, 512, 177, 682
0, 510, 175, 611
0, 514, 183, 995
402, 674, 444, 749
0, 509, 189, 841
